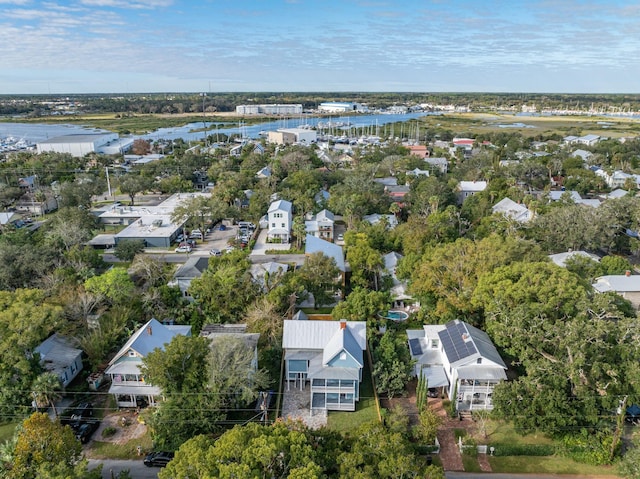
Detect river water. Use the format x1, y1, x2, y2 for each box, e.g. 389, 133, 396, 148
0, 112, 434, 144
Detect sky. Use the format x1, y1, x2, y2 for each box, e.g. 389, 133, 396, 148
1, 0, 640, 94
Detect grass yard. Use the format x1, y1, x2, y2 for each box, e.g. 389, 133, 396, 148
489, 455, 620, 476
87, 432, 154, 460
327, 358, 380, 433
0, 422, 18, 443
471, 419, 554, 445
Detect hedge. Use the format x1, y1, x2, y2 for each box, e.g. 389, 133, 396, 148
489, 443, 556, 456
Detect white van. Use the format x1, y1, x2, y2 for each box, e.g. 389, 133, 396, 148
238, 221, 256, 230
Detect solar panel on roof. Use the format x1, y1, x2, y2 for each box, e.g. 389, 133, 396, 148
409, 338, 423, 356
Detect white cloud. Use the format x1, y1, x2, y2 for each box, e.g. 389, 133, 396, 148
79, 0, 173, 8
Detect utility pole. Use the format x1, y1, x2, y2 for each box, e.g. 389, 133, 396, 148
105, 166, 112, 197
200, 92, 207, 145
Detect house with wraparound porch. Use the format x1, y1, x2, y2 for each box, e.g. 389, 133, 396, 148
406, 319, 507, 411
104, 318, 191, 408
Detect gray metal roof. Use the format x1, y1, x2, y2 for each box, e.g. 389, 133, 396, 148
305, 235, 345, 272
322, 326, 363, 367
282, 320, 366, 351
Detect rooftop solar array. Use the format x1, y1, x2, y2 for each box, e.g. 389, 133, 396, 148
408, 338, 423, 356
438, 321, 477, 363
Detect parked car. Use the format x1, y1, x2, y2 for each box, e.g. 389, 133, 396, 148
69, 402, 93, 423
144, 451, 175, 467
337, 233, 344, 241
190, 231, 204, 239
175, 245, 192, 253
209, 248, 222, 256
225, 245, 236, 253
75, 420, 100, 444
218, 224, 227, 231
176, 234, 185, 242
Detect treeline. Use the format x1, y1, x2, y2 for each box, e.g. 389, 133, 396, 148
4, 92, 640, 117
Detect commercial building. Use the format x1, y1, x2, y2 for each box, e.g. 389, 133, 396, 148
267, 128, 317, 145
37, 133, 133, 157
236, 104, 303, 115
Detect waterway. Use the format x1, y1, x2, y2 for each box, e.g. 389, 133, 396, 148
0, 112, 434, 144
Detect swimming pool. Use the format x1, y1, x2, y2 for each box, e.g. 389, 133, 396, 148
378, 310, 409, 322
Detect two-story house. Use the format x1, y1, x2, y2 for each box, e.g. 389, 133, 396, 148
406, 319, 507, 411
283, 319, 366, 412
305, 209, 335, 241
267, 199, 293, 243
104, 318, 191, 408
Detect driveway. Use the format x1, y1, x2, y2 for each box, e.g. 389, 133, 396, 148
250, 229, 291, 256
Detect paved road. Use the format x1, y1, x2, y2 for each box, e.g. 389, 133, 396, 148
445, 473, 619, 479
88, 459, 160, 479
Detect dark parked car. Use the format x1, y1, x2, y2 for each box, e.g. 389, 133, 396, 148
75, 420, 100, 444
144, 451, 175, 467
62, 402, 93, 426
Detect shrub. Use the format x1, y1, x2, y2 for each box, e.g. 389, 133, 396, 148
560, 430, 615, 465
102, 426, 117, 438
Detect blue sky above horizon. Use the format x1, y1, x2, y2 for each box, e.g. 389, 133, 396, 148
1, 0, 640, 94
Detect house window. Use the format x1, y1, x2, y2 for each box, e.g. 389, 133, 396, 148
340, 352, 347, 360
431, 339, 439, 348
271, 223, 276, 228
476, 358, 482, 364
128, 350, 136, 357
281, 223, 285, 228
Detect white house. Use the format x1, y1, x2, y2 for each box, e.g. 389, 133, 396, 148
362, 213, 398, 229
305, 209, 335, 241
267, 199, 293, 243
104, 319, 191, 408
456, 181, 487, 204
34, 334, 83, 388
492, 197, 534, 223
406, 320, 507, 411
282, 320, 367, 412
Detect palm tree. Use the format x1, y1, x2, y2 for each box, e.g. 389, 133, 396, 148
31, 373, 63, 418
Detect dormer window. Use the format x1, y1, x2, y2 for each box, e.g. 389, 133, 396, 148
431, 339, 439, 348
476, 358, 482, 364
340, 352, 347, 360
128, 350, 136, 357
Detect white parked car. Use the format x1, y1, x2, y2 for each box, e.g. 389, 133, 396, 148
209, 248, 222, 256
175, 245, 192, 253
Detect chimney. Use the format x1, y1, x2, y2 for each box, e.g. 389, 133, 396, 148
147, 326, 153, 335
340, 321, 347, 330
626, 270, 631, 277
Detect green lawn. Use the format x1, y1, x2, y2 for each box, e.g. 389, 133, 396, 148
327, 358, 380, 433
87, 433, 154, 460
0, 422, 18, 443
489, 455, 620, 476
473, 419, 555, 445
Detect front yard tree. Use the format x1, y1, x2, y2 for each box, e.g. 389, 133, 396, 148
372, 333, 414, 399
11, 412, 99, 479
345, 232, 383, 290
474, 261, 639, 433
295, 252, 340, 309
119, 174, 152, 206
189, 256, 258, 323
207, 335, 270, 408
113, 239, 145, 261
31, 372, 63, 417
83, 267, 135, 304
331, 287, 390, 323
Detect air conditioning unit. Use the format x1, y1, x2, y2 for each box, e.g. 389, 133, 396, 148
152, 219, 163, 227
